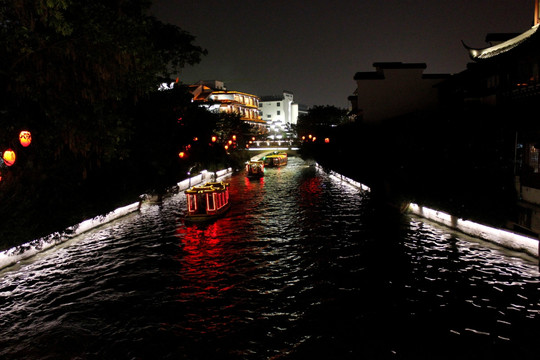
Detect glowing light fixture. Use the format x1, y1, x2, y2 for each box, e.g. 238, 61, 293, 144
178, 151, 185, 158
2, 149, 16, 166
211, 136, 217, 143
325, 138, 330, 143
19, 131, 32, 147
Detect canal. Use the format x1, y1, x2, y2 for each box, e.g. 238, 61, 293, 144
0, 156, 539, 359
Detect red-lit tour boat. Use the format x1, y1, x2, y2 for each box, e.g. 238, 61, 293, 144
263, 152, 288, 167
185, 181, 230, 222
246, 160, 265, 178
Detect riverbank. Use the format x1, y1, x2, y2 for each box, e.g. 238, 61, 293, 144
319, 164, 539, 261
0, 168, 233, 271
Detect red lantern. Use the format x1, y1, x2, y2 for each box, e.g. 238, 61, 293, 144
3, 149, 16, 166
178, 151, 185, 158
19, 130, 32, 147
211, 136, 217, 143
325, 138, 330, 143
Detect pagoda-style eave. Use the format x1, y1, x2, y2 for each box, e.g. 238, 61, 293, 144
463, 24, 540, 61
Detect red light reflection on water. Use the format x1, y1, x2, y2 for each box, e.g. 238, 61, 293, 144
174, 174, 267, 301
175, 222, 228, 295
298, 176, 322, 206
243, 175, 265, 190
175, 177, 263, 301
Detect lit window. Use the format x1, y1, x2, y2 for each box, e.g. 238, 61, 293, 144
530, 145, 539, 173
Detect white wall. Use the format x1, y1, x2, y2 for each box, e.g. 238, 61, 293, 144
259, 92, 297, 126
356, 68, 442, 122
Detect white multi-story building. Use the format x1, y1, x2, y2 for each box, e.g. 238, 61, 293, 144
259, 91, 306, 139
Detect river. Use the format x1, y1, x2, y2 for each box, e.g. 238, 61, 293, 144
0, 156, 538, 359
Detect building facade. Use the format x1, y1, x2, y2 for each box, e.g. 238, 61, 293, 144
351, 62, 449, 123
435, 2, 540, 235
189, 81, 264, 126
259, 91, 306, 140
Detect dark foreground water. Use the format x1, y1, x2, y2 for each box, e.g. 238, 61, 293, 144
0, 157, 539, 359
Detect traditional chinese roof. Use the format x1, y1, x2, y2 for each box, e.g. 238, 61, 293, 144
353, 62, 447, 81
464, 24, 540, 60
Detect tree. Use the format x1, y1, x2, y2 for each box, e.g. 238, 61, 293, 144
296, 105, 348, 138
0, 0, 208, 248
0, 0, 207, 179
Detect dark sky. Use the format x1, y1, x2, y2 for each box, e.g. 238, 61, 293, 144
151, 0, 534, 108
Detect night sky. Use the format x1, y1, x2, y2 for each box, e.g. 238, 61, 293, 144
151, 0, 534, 108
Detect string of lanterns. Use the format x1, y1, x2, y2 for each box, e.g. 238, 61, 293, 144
0, 130, 32, 181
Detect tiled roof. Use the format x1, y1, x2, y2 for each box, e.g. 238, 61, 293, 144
465, 25, 539, 60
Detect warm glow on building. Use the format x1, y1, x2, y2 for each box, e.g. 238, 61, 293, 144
534, 0, 540, 25
209, 90, 263, 124
188, 82, 264, 125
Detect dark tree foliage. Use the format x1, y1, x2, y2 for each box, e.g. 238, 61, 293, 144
0, 0, 206, 174
296, 105, 348, 139
306, 105, 517, 228
0, 0, 207, 248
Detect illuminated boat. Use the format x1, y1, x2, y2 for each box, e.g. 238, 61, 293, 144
246, 160, 265, 178
263, 152, 288, 167
184, 181, 230, 222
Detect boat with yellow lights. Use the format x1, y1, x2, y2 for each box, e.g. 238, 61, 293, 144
246, 160, 265, 178
184, 181, 230, 222
263, 152, 288, 167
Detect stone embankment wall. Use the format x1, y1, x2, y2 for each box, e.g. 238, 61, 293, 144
319, 164, 539, 260
0, 168, 233, 271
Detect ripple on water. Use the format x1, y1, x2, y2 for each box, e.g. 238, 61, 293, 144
0, 157, 539, 359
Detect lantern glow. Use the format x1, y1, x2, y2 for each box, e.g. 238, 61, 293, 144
2, 149, 16, 166
178, 151, 185, 158
19, 131, 32, 147
211, 136, 217, 143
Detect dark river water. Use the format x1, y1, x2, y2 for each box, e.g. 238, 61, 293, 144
0, 157, 539, 359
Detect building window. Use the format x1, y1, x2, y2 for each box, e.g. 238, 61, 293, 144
277, 102, 280, 107
267, 115, 271, 118
277, 111, 280, 115
530, 145, 539, 173
260, 103, 263, 107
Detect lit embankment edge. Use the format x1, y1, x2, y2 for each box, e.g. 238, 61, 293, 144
0, 167, 233, 271
316, 163, 539, 259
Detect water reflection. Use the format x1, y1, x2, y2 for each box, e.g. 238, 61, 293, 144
0, 157, 539, 359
